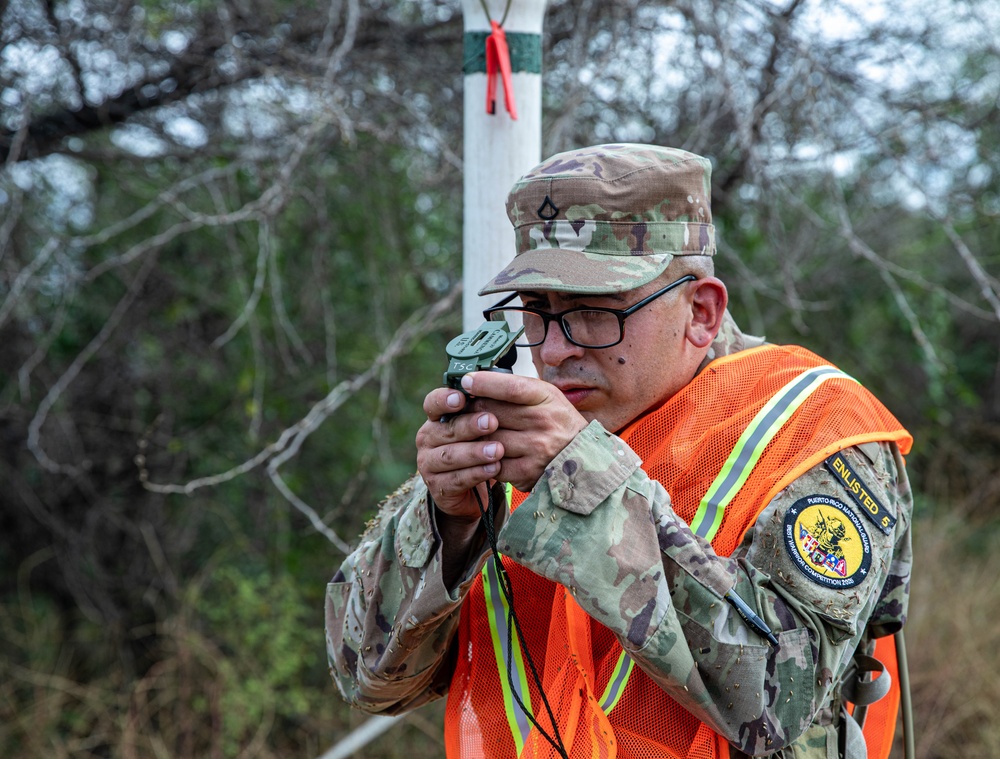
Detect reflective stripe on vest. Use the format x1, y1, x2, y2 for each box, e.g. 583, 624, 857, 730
484, 556, 630, 754
690, 364, 855, 541
598, 650, 635, 714
483, 512, 535, 752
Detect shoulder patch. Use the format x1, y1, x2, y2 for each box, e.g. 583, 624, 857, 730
824, 450, 896, 535
783, 495, 872, 588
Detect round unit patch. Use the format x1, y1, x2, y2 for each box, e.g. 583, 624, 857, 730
783, 495, 871, 588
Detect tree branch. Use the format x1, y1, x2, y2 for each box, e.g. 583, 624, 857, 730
27, 253, 159, 475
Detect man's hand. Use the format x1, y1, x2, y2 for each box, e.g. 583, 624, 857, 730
416, 371, 589, 583
416, 385, 504, 522
461, 371, 590, 492
416, 371, 589, 515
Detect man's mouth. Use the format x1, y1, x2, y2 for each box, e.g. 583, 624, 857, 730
554, 385, 594, 407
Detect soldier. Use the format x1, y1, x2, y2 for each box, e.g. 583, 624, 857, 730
325, 144, 913, 758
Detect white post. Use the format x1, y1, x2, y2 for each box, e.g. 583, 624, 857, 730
316, 715, 402, 759
462, 0, 547, 375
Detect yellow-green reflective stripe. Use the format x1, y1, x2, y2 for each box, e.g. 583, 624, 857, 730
483, 483, 533, 753
691, 366, 855, 542
491, 486, 639, 746
598, 650, 635, 714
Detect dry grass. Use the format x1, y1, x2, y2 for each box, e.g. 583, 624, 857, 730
900, 511, 1000, 759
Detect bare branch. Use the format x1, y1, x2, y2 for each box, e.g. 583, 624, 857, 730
2, 94, 32, 167
831, 187, 944, 373
0, 237, 60, 330
267, 468, 352, 553
0, 182, 23, 265
27, 253, 159, 475
83, 218, 205, 283
248, 300, 266, 441
213, 219, 270, 349
324, 0, 361, 84
15, 293, 69, 402
878, 265, 945, 375
304, 184, 340, 389
267, 234, 314, 368
318, 0, 346, 62
939, 217, 1000, 322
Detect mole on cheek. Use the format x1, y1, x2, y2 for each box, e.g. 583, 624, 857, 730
618, 357, 626, 365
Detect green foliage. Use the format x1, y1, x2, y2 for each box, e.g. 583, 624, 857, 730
0, 584, 123, 757
0, 557, 346, 757
180, 562, 330, 756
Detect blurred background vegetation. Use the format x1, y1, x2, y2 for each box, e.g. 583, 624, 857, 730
1, 0, 998, 757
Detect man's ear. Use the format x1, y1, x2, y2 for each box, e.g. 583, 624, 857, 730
686, 277, 728, 349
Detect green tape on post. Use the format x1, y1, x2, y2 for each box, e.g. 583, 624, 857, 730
463, 31, 542, 74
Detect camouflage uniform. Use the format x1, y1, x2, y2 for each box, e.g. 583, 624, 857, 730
325, 146, 913, 758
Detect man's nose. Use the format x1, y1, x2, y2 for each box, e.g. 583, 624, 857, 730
535, 320, 586, 366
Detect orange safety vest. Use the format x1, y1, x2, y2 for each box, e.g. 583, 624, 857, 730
444, 345, 912, 759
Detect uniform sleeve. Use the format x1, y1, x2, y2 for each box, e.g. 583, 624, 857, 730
498, 421, 912, 755
324, 475, 504, 714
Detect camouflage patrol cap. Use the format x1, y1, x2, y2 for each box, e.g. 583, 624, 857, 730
479, 143, 716, 295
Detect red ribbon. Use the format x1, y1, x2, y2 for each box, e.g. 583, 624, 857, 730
485, 20, 517, 119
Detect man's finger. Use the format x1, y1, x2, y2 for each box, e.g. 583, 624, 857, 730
425, 459, 502, 512
424, 387, 467, 419
460, 371, 549, 407
423, 440, 503, 477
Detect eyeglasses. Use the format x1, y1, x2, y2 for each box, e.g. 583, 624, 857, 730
483, 274, 696, 349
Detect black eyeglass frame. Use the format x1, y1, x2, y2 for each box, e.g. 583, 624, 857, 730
482, 274, 697, 349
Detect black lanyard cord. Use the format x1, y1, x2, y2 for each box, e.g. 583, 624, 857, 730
475, 483, 569, 759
